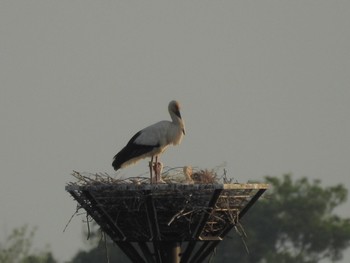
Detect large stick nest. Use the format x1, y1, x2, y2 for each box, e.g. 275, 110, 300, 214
65, 166, 267, 245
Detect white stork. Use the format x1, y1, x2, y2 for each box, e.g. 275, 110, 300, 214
112, 100, 185, 181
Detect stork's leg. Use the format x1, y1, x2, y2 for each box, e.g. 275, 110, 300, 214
149, 156, 153, 184
155, 155, 159, 182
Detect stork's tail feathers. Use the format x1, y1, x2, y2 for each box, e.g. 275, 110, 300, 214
112, 158, 122, 171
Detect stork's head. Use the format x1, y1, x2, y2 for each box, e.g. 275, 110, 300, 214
168, 100, 181, 118
169, 100, 185, 135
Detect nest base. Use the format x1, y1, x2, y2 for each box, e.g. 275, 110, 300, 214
66, 180, 268, 262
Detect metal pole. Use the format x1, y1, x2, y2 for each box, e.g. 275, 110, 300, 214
159, 242, 181, 263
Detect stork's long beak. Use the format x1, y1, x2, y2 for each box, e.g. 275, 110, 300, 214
175, 109, 182, 119
182, 128, 186, 135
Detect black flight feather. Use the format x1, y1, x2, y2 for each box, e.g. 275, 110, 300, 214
112, 131, 160, 171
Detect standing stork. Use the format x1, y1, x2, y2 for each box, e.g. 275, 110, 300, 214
112, 100, 185, 182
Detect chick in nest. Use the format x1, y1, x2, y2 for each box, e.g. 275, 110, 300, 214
192, 169, 217, 184
183, 166, 194, 184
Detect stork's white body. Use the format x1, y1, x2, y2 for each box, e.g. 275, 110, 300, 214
112, 100, 185, 171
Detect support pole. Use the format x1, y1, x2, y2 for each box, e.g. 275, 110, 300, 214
159, 242, 181, 263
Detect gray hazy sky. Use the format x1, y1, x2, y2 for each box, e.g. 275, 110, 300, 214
1, 1, 350, 262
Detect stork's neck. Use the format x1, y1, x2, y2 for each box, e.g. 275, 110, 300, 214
170, 110, 185, 134
170, 110, 181, 124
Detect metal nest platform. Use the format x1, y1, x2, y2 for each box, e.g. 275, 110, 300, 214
66, 172, 268, 263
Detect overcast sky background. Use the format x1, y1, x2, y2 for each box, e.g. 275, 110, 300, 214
1, 1, 350, 262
